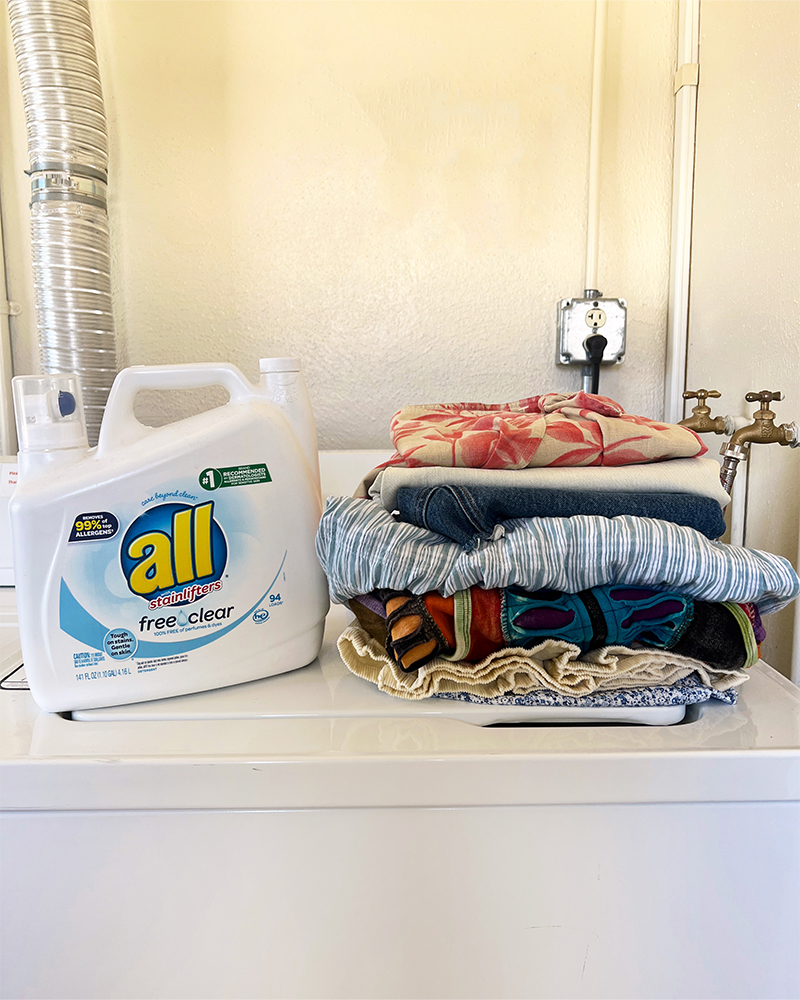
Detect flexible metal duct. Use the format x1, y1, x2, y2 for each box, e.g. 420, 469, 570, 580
9, 0, 117, 444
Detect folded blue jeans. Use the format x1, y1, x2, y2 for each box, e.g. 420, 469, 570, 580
395, 484, 727, 548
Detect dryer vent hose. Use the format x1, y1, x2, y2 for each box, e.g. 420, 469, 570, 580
9, 0, 118, 445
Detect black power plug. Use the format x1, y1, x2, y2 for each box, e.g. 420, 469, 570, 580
584, 334, 608, 394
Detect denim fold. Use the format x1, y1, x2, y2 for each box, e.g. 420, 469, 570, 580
396, 484, 728, 547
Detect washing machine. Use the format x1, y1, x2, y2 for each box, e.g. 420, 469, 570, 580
0, 452, 798, 1000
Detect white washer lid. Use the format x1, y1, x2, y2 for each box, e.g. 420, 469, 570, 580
1, 598, 798, 811
67, 603, 683, 728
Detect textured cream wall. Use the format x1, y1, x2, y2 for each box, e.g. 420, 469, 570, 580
1, 0, 677, 444
687, 0, 800, 676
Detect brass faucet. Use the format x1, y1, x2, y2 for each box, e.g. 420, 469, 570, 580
719, 390, 799, 494
728, 391, 799, 448
679, 389, 727, 434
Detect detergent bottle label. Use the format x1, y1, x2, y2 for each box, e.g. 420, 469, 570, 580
56, 473, 287, 684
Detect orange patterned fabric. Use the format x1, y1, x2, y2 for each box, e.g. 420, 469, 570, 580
423, 588, 506, 662
423, 593, 456, 650
386, 391, 706, 470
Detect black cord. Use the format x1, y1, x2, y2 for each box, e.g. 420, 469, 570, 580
585, 334, 607, 394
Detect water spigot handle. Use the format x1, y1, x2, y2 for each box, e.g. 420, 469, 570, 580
683, 388, 721, 403
745, 390, 784, 405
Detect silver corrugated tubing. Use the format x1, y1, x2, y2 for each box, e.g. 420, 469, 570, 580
9, 0, 117, 445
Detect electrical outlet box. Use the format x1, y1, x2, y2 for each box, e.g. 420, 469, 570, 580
557, 295, 627, 367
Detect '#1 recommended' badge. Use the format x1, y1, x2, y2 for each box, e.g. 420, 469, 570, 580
199, 464, 271, 491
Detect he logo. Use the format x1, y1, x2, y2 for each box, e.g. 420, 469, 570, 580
120, 501, 227, 603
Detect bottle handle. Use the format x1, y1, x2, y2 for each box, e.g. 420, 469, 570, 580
96, 364, 258, 454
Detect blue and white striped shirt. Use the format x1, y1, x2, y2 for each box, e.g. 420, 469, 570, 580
316, 496, 800, 614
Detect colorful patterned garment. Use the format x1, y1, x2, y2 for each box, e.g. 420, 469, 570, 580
350, 585, 762, 673
502, 585, 696, 653
384, 391, 706, 471
317, 496, 800, 614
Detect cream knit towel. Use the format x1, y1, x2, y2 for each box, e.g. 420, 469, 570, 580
363, 457, 731, 508
338, 625, 749, 701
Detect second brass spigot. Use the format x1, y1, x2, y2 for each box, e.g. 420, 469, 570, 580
679, 389, 727, 434
728, 391, 799, 449
719, 390, 799, 494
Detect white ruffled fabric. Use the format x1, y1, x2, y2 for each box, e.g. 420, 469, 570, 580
338, 624, 749, 702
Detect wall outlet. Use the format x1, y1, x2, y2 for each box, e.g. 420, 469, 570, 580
557, 295, 627, 367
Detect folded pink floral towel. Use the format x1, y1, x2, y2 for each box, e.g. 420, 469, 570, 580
386, 391, 706, 470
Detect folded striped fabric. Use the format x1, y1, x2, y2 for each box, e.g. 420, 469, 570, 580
316, 496, 800, 614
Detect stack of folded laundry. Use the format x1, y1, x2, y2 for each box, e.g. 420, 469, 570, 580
316, 392, 800, 711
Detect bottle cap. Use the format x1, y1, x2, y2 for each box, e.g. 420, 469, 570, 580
12, 375, 89, 453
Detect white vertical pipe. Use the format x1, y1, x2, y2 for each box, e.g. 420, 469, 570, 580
664, 0, 700, 423
792, 526, 800, 685
584, 0, 607, 294
0, 205, 17, 456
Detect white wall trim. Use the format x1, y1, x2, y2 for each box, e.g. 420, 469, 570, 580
663, 0, 700, 424
0, 193, 17, 455
584, 0, 608, 294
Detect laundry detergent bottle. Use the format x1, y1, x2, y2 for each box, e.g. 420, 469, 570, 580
10, 363, 329, 713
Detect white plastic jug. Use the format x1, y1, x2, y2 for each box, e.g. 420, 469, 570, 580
10, 362, 329, 713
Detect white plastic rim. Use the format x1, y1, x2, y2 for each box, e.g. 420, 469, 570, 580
259, 358, 301, 373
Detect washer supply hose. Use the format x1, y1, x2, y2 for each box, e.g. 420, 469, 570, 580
9, 0, 118, 445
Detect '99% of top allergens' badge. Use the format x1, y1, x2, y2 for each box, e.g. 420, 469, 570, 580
68, 512, 119, 542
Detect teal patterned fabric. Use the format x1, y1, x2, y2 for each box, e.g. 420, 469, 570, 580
501, 585, 694, 652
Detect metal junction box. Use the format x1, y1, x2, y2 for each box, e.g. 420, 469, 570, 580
557, 295, 627, 368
